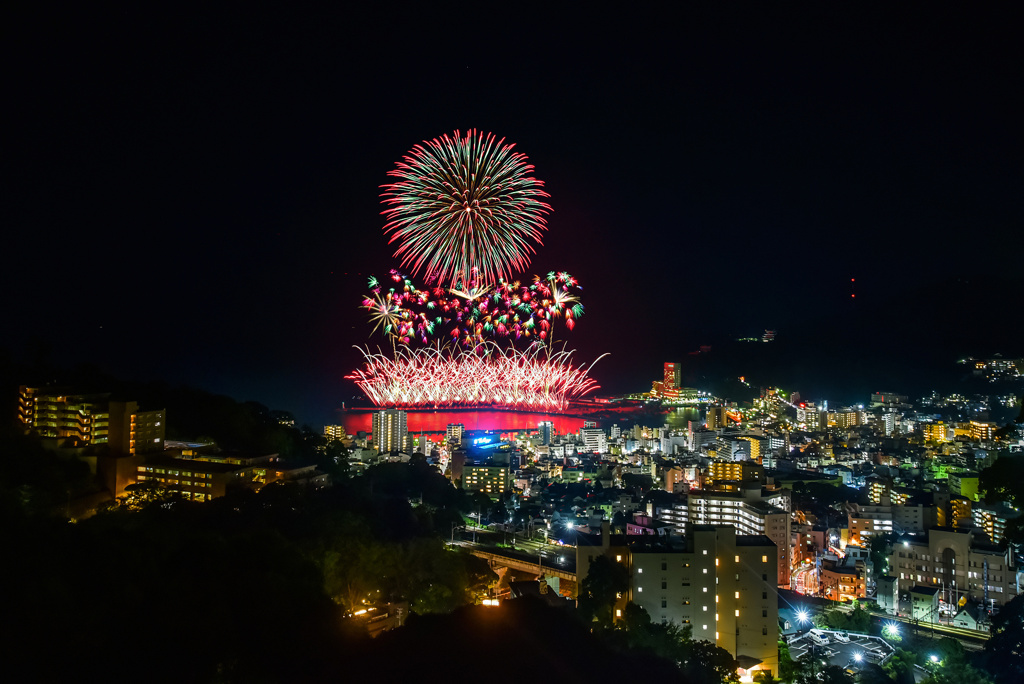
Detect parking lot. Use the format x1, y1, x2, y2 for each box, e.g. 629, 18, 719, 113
789, 629, 895, 672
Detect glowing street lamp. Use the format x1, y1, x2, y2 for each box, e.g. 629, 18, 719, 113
796, 610, 809, 623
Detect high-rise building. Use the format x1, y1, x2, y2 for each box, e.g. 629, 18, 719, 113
372, 409, 408, 453
537, 420, 553, 446
664, 362, 681, 389
446, 423, 465, 446
579, 427, 607, 453
589, 526, 779, 679
659, 486, 792, 587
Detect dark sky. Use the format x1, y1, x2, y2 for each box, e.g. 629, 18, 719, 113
4, 5, 1022, 425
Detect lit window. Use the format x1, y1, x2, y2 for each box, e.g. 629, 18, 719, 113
762, 555, 768, 562
703, 550, 707, 555
734, 591, 739, 599
703, 569, 707, 574
735, 555, 739, 562
615, 609, 621, 617
735, 610, 739, 617
616, 555, 622, 562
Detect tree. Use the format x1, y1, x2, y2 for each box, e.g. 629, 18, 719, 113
884, 648, 917, 684
678, 639, 740, 684
982, 593, 1024, 683
578, 554, 629, 629
779, 639, 799, 683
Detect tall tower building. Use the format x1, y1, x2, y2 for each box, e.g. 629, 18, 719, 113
446, 423, 465, 446
537, 420, 553, 446
372, 409, 408, 453
664, 362, 681, 389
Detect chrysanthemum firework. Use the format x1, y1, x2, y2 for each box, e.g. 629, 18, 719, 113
381, 129, 551, 287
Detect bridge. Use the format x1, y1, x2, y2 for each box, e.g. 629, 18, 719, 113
466, 547, 578, 582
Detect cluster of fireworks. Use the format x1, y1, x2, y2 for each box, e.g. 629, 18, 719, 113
361, 269, 583, 349
349, 344, 605, 410
347, 128, 603, 410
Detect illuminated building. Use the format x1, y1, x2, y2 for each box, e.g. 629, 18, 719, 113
706, 407, 728, 430
972, 503, 1021, 544
707, 461, 765, 490
969, 420, 997, 442
372, 408, 408, 453
579, 427, 607, 453
795, 403, 822, 430
735, 436, 764, 464
664, 362, 680, 389
846, 504, 893, 545
462, 463, 509, 498
659, 487, 791, 587
18, 387, 164, 456
948, 471, 980, 501
620, 527, 779, 678
324, 425, 347, 441
922, 421, 950, 443
136, 453, 327, 502
537, 420, 553, 446
825, 409, 866, 429
870, 392, 908, 408
446, 423, 464, 446
890, 528, 1019, 607
820, 557, 867, 601
951, 497, 973, 528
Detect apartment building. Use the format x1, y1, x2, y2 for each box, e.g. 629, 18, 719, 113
889, 528, 1019, 607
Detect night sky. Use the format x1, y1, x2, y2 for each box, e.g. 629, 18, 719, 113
4, 5, 1021, 426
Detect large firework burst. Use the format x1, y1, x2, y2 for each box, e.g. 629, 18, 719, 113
347, 343, 605, 410
381, 129, 552, 287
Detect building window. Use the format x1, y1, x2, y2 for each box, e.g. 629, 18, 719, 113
661, 600, 667, 609
762, 555, 768, 562
762, 627, 768, 635
616, 555, 622, 562
661, 562, 667, 570
762, 574, 768, 581
735, 555, 740, 562
762, 591, 768, 599
762, 609, 767, 617
616, 609, 621, 617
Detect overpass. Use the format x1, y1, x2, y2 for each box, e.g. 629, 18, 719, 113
467, 547, 578, 582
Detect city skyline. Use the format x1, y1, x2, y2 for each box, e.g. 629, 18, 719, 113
4, 5, 1021, 426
